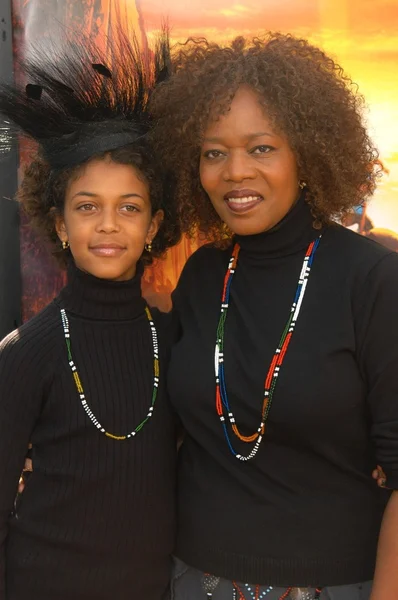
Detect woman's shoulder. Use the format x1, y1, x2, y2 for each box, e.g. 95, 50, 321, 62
177, 242, 230, 285
324, 223, 398, 274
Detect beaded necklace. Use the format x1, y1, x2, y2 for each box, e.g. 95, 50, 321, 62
60, 306, 159, 440
215, 236, 321, 461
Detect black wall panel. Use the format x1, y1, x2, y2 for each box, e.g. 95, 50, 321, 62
0, 0, 21, 339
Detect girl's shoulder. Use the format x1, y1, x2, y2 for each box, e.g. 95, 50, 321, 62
0, 300, 61, 368
146, 306, 173, 349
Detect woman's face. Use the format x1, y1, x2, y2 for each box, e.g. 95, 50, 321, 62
200, 85, 300, 236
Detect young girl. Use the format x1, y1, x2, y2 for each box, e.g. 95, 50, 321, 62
0, 31, 179, 600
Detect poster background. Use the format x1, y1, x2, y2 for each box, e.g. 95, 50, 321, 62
11, 0, 398, 320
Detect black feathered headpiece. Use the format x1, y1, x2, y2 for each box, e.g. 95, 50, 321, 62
0, 27, 171, 170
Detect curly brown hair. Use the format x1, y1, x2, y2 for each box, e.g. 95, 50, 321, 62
150, 33, 381, 240
19, 143, 181, 267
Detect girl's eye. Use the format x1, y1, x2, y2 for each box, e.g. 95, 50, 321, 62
77, 203, 96, 211
203, 149, 224, 160
121, 205, 139, 213
251, 145, 274, 155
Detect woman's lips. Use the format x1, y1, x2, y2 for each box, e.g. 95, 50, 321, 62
223, 192, 263, 214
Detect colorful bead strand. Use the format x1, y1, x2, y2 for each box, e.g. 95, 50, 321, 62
215, 237, 321, 461
60, 306, 159, 440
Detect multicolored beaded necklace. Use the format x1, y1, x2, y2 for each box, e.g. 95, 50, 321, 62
215, 236, 321, 461
60, 306, 159, 440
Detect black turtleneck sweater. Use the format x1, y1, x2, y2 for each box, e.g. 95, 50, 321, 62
169, 197, 398, 587
0, 263, 176, 600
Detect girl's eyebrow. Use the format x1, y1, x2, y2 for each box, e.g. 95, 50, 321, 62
72, 191, 97, 199
72, 191, 146, 200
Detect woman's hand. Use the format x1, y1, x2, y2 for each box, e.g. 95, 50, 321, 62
17, 445, 33, 494
18, 458, 32, 493
372, 465, 389, 489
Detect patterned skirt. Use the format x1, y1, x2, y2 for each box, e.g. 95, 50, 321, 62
168, 557, 372, 600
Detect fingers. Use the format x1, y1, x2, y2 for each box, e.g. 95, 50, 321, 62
374, 465, 389, 489
18, 476, 25, 494
18, 453, 33, 495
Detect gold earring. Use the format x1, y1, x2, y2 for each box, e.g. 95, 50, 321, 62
145, 242, 152, 253
62, 240, 70, 250
299, 181, 307, 190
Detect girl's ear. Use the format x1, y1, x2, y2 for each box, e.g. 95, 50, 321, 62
52, 208, 68, 244
146, 209, 164, 245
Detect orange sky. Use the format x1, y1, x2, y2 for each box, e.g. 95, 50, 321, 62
23, 0, 398, 230
138, 0, 398, 231
14, 0, 398, 313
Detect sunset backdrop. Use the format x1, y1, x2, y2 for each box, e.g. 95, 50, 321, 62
12, 0, 398, 317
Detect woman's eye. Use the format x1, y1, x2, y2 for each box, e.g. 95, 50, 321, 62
251, 145, 273, 155
203, 149, 224, 159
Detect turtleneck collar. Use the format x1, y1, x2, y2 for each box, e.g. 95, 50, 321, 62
234, 191, 321, 260
56, 260, 146, 321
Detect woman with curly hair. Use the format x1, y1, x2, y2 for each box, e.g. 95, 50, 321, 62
150, 34, 398, 599
0, 31, 179, 600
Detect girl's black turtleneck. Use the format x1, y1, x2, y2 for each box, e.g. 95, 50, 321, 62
169, 195, 398, 587
0, 262, 176, 600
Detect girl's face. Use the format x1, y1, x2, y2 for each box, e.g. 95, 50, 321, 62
56, 157, 163, 281
200, 85, 300, 236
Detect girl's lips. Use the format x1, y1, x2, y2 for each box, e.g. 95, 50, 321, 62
89, 246, 125, 257
224, 195, 263, 214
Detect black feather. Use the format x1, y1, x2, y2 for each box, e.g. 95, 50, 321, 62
92, 63, 112, 79
25, 83, 42, 100
0, 25, 172, 168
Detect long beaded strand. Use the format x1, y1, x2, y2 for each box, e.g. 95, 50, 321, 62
215, 237, 321, 461
60, 306, 159, 440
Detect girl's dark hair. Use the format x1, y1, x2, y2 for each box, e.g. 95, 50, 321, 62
19, 142, 180, 267
150, 33, 382, 241
0, 23, 178, 266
